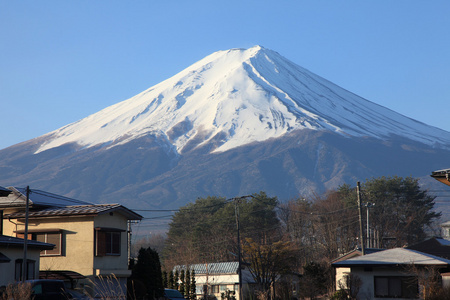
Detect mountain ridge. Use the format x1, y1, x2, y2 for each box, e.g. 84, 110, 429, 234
34, 46, 450, 156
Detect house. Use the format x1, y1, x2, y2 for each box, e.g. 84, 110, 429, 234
0, 235, 54, 286
431, 168, 450, 186
440, 223, 450, 239
332, 248, 450, 299
0, 186, 142, 296
407, 237, 450, 260
174, 262, 256, 300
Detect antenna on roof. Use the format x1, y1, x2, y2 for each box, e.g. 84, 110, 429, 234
357, 182, 365, 255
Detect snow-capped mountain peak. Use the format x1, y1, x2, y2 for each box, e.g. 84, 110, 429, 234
35, 46, 450, 154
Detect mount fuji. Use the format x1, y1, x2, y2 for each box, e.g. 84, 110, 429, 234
1, 46, 449, 209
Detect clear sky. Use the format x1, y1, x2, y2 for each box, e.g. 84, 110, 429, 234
1, 1, 449, 150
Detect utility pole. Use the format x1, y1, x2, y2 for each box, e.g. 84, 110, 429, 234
357, 182, 365, 255
234, 198, 242, 300
127, 220, 131, 267
22, 186, 30, 282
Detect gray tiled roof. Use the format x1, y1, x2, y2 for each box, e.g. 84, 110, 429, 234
5, 204, 142, 220
332, 248, 450, 267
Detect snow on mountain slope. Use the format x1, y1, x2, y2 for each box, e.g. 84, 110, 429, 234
36, 46, 450, 154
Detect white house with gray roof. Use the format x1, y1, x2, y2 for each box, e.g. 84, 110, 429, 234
174, 262, 256, 300
332, 248, 450, 299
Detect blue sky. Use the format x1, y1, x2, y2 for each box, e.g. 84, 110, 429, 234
1, 1, 449, 150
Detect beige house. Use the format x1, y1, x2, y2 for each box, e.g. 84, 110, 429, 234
0, 186, 142, 296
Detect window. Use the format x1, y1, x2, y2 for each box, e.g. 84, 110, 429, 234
15, 259, 36, 281
95, 228, 123, 256
195, 285, 203, 295
220, 285, 228, 292
16, 229, 63, 256
35, 232, 62, 256
374, 276, 418, 298
210, 285, 219, 294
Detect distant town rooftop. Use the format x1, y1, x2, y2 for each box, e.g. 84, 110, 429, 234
431, 168, 450, 186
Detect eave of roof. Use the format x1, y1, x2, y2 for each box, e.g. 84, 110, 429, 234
40, 270, 86, 280
331, 248, 385, 263
0, 235, 55, 250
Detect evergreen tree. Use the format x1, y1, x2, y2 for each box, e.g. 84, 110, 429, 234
180, 269, 185, 296
165, 192, 280, 265
130, 247, 164, 299
175, 270, 180, 290
185, 269, 191, 299
362, 176, 440, 247
163, 270, 168, 288
169, 271, 175, 289
190, 270, 197, 300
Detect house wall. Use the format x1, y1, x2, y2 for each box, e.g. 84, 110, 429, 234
194, 274, 239, 285
93, 213, 130, 278
2, 208, 25, 237
5, 215, 96, 277
0, 247, 41, 286
193, 274, 240, 300
442, 225, 450, 239
39, 217, 95, 276
335, 267, 351, 290
442, 275, 450, 289
191, 270, 254, 300
341, 267, 419, 300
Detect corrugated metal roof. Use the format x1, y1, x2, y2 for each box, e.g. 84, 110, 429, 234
175, 262, 239, 275
5, 203, 142, 220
